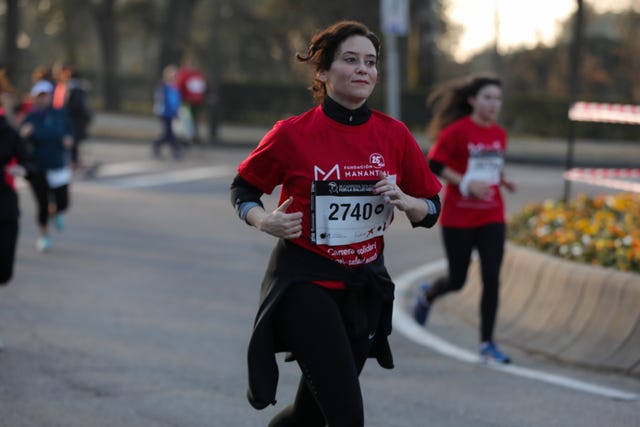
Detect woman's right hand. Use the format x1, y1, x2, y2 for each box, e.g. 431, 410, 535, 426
19, 123, 34, 138
257, 196, 303, 240
467, 180, 492, 199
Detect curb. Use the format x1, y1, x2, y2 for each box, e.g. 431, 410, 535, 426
440, 243, 640, 376
89, 113, 267, 147
88, 113, 639, 168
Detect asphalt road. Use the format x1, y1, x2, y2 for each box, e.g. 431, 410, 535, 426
0, 140, 638, 427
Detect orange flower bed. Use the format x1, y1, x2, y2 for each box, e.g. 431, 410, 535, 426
508, 192, 640, 273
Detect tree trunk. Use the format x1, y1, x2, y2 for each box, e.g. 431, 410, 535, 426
205, 0, 221, 144
157, 0, 201, 73
89, 0, 120, 110
3, 0, 19, 81
409, 0, 440, 89
61, 0, 81, 67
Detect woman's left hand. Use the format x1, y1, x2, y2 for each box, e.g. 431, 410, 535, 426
374, 172, 412, 212
501, 178, 517, 193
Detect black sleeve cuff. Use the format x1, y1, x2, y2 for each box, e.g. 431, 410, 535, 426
428, 159, 445, 176
410, 194, 441, 229
230, 174, 264, 207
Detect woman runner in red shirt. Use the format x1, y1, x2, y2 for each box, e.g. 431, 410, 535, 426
413, 74, 517, 364
231, 20, 442, 427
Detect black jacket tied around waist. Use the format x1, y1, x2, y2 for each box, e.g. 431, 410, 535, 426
246, 239, 395, 409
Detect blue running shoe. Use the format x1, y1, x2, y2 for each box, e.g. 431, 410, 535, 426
479, 341, 511, 364
54, 213, 65, 231
36, 236, 52, 253
412, 282, 431, 326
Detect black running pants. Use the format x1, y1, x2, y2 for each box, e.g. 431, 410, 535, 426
0, 219, 19, 285
427, 223, 505, 342
28, 172, 69, 228
269, 282, 381, 427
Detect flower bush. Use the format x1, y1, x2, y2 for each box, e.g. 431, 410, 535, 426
508, 192, 640, 273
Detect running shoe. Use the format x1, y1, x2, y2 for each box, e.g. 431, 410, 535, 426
54, 213, 65, 231
412, 282, 431, 326
479, 341, 511, 364
36, 236, 52, 253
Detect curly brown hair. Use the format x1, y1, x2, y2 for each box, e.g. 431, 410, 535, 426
296, 20, 380, 104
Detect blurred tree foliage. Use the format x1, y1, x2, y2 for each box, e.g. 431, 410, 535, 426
0, 0, 639, 139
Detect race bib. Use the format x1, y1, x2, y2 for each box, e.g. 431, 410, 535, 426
311, 179, 394, 246
46, 166, 72, 188
466, 151, 503, 185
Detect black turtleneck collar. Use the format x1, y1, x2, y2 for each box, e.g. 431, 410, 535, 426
322, 96, 371, 126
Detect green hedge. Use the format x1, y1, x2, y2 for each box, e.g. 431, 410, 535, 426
108, 76, 640, 140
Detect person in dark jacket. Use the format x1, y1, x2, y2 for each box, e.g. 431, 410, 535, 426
230, 21, 442, 427
1, 110, 35, 351
1, 114, 33, 284
65, 69, 92, 170
20, 80, 73, 253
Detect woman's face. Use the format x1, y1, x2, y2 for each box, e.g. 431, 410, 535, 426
34, 92, 51, 109
469, 84, 502, 125
318, 35, 378, 109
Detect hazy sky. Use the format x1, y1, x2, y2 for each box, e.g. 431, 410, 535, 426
448, 0, 638, 61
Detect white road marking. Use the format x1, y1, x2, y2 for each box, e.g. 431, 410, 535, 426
393, 260, 639, 401
94, 161, 165, 177
14, 163, 233, 191
106, 165, 234, 188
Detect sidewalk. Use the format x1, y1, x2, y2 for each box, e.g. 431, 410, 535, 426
90, 111, 639, 168
90, 111, 268, 148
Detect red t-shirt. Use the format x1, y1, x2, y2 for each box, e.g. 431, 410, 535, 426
175, 68, 207, 105
428, 115, 507, 228
238, 106, 441, 287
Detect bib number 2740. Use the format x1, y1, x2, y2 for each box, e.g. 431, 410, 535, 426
311, 179, 394, 246
328, 202, 385, 221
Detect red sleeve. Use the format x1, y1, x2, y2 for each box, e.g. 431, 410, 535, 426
427, 121, 467, 175
397, 124, 442, 198
236, 121, 288, 195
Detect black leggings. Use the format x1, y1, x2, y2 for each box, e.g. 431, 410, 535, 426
0, 219, 19, 285
269, 282, 381, 427
426, 223, 505, 342
28, 172, 69, 228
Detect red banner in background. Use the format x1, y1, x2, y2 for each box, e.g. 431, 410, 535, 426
564, 168, 640, 193
569, 102, 640, 125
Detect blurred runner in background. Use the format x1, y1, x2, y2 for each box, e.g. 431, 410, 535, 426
413, 74, 517, 364
175, 57, 207, 144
